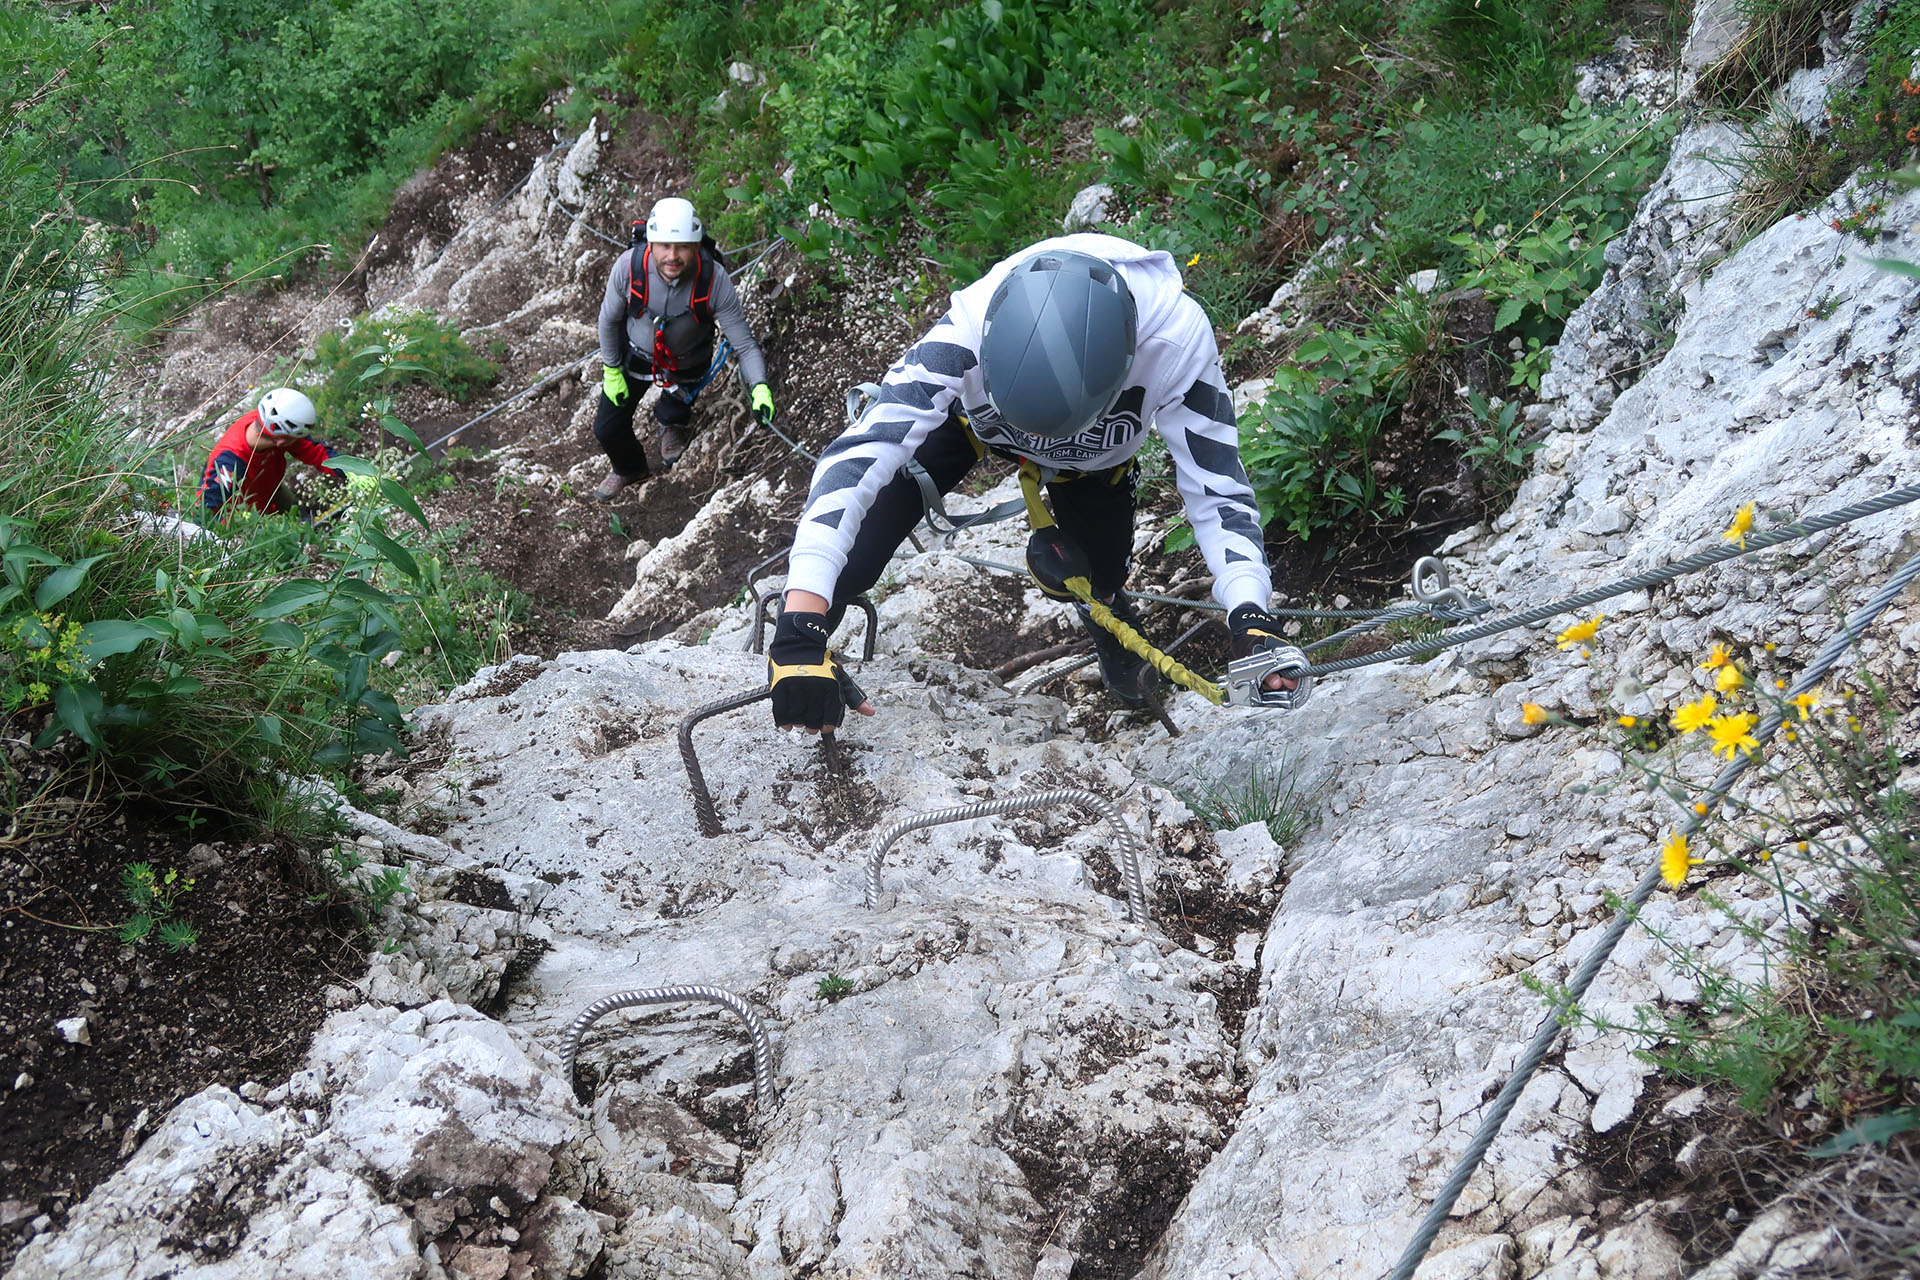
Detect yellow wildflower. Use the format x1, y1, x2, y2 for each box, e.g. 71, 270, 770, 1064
1722, 501, 1756, 549
1714, 664, 1745, 693
1701, 643, 1733, 670
1618, 714, 1638, 727
1186, 253, 1202, 267
1556, 615, 1604, 650
1522, 702, 1549, 725
1672, 694, 1718, 734
1707, 711, 1760, 760
1791, 691, 1823, 720
1659, 831, 1694, 888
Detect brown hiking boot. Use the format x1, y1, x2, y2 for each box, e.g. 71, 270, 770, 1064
594, 470, 643, 502
657, 421, 693, 468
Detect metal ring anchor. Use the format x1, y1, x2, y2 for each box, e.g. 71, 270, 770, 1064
558, 985, 778, 1114
1410, 556, 1472, 609
863, 787, 1151, 924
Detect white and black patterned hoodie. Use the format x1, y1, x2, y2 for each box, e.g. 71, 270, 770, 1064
787, 233, 1272, 611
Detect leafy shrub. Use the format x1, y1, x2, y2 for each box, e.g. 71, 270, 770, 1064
1449, 96, 1674, 338
310, 309, 497, 443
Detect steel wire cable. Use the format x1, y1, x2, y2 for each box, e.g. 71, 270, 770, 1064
1385, 541, 1920, 1280
863, 787, 1151, 923
1303, 483, 1920, 679
557, 984, 778, 1113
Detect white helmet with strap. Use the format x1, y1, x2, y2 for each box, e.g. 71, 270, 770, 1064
258, 388, 317, 438
646, 197, 703, 245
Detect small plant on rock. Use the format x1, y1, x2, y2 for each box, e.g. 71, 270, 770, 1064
117, 862, 198, 951
1173, 753, 1318, 847
816, 973, 855, 1002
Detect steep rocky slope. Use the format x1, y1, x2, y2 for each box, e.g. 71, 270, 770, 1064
11, 8, 1920, 1280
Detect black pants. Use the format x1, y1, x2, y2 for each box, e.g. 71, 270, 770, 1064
825, 414, 1137, 627
592, 363, 695, 478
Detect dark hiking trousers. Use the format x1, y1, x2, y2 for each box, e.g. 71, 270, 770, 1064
591, 341, 731, 478
822, 412, 1138, 629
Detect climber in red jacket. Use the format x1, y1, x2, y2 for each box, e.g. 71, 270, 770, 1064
197, 388, 342, 519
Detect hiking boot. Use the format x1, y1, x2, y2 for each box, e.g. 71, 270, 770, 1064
657, 422, 693, 468
1076, 594, 1161, 709
594, 469, 644, 502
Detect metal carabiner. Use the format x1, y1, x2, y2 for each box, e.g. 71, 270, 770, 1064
1225, 643, 1312, 710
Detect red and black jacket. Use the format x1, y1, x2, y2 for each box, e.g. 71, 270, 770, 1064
197, 411, 339, 516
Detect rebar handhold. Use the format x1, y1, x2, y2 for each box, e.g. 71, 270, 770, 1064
557, 984, 778, 1114
863, 786, 1151, 924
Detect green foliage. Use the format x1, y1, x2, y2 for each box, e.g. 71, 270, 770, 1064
1235, 287, 1447, 542
1449, 96, 1674, 339
1172, 754, 1319, 848
1560, 657, 1920, 1149
1434, 392, 1541, 499
0, 135, 519, 827
317, 841, 412, 937
816, 973, 855, 1002
117, 862, 199, 952
310, 309, 497, 445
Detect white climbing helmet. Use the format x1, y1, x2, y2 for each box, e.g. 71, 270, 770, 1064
257, 387, 317, 438
645, 197, 704, 245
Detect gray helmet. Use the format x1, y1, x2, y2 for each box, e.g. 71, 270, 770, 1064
980, 249, 1137, 439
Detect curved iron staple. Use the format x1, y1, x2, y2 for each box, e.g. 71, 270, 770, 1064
744, 547, 791, 613
864, 787, 1151, 924
679, 687, 773, 836
558, 985, 778, 1114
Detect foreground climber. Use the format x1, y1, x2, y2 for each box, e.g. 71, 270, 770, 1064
767, 233, 1304, 731
593, 196, 775, 498
197, 387, 342, 519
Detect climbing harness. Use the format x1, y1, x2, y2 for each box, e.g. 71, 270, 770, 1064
863, 787, 1151, 924
557, 984, 779, 1114
1385, 539, 1920, 1280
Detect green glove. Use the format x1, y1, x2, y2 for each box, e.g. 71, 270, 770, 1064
603, 364, 630, 407
750, 383, 776, 424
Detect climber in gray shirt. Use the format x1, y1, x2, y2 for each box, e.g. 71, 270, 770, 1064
591, 196, 775, 499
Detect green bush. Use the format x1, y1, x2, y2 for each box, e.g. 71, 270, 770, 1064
309, 309, 497, 445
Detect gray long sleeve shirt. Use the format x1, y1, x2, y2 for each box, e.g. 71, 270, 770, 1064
597, 248, 769, 390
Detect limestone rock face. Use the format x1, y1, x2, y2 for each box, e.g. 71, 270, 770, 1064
27, 24, 1920, 1280
1129, 117, 1920, 1280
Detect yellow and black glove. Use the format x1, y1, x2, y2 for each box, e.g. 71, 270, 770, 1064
750, 383, 776, 426
769, 612, 858, 731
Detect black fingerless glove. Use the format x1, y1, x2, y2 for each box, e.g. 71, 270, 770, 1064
768, 612, 846, 731
1228, 603, 1286, 658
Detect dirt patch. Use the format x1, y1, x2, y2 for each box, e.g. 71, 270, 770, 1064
0, 759, 366, 1270
1003, 1105, 1213, 1280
